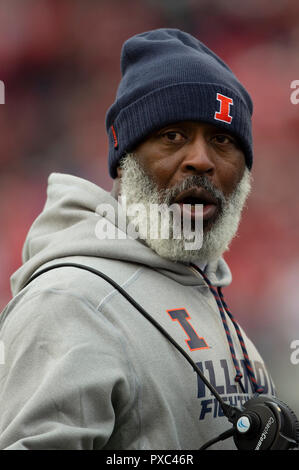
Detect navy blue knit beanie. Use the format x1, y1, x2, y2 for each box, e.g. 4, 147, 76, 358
106, 28, 253, 179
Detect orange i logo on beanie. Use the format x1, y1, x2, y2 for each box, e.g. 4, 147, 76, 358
214, 93, 234, 124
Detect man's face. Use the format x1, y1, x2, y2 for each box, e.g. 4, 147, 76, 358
133, 121, 245, 221
117, 120, 251, 264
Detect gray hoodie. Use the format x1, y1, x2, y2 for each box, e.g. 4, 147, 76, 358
0, 173, 274, 450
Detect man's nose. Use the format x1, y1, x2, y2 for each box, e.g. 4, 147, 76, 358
180, 135, 215, 175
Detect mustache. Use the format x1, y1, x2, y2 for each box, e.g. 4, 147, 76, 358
160, 175, 226, 209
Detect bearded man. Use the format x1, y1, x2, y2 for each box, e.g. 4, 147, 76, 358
0, 29, 279, 450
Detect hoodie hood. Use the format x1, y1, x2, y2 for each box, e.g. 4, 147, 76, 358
10, 173, 232, 296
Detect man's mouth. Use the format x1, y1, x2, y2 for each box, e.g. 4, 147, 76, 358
173, 187, 220, 223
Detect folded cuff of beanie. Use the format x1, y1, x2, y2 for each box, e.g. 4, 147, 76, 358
107, 82, 253, 179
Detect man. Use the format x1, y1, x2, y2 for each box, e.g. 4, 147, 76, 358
0, 28, 277, 450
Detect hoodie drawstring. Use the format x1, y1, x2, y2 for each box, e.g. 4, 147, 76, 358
191, 264, 264, 394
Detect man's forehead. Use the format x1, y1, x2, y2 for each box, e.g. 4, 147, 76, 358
155, 120, 234, 132
145, 120, 238, 141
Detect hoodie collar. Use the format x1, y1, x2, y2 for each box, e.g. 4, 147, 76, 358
10, 172, 232, 295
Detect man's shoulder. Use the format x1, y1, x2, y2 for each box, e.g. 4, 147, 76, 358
2, 257, 143, 325
0, 258, 144, 358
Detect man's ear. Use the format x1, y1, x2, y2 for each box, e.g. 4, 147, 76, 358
116, 166, 123, 178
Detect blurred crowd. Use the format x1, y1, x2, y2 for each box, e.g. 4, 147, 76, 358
0, 0, 298, 411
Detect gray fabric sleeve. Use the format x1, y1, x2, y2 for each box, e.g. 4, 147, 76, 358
0, 290, 134, 450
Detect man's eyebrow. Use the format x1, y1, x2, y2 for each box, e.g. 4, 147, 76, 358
148, 125, 183, 138
157, 122, 191, 132
207, 126, 236, 137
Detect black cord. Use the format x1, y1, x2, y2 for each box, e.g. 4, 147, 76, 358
198, 428, 235, 450
21, 262, 299, 451
23, 262, 237, 420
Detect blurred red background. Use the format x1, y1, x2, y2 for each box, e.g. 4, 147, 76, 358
0, 0, 298, 414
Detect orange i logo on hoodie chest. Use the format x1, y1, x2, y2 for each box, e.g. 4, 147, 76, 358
166, 308, 209, 351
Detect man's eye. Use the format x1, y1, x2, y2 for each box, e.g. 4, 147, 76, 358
162, 131, 185, 142
212, 134, 235, 145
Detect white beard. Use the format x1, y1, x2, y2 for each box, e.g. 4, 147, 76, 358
119, 153, 252, 264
